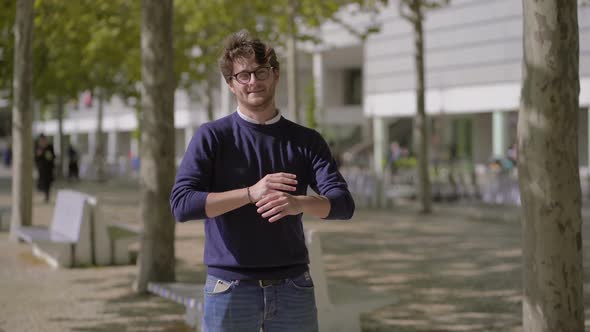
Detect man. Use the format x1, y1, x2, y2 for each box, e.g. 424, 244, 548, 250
67, 144, 79, 181
170, 30, 355, 332
35, 134, 55, 203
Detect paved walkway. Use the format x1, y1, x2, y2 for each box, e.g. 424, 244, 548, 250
1, 170, 589, 331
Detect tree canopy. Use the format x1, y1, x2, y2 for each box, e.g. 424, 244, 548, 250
0, 0, 16, 105
0, 0, 377, 118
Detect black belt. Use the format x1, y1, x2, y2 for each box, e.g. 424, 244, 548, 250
242, 279, 288, 287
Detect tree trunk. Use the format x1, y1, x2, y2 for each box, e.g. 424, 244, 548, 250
135, 0, 176, 293
94, 91, 106, 182
56, 95, 65, 179
286, 0, 299, 123
519, 1, 583, 331
412, 1, 432, 213
305, 79, 317, 129
10, 0, 35, 241
134, 100, 142, 160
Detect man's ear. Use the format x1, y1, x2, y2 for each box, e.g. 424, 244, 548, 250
227, 80, 236, 95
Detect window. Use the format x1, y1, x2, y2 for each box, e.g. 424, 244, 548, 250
344, 68, 362, 105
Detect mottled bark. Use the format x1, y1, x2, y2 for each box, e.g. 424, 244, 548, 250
10, 0, 35, 241
56, 95, 64, 179
94, 91, 106, 182
519, 1, 583, 331
135, 0, 176, 293
411, 0, 432, 213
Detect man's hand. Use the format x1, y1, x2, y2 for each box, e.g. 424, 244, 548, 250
248, 172, 297, 202
256, 192, 302, 223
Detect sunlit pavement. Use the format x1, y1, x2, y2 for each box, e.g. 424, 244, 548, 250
1, 168, 590, 331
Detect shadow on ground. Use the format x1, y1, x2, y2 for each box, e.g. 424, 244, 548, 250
320, 211, 522, 331
4, 177, 590, 331
52, 274, 195, 332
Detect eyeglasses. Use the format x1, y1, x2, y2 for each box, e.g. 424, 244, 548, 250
231, 66, 274, 84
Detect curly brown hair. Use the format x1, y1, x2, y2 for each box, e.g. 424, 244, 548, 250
218, 30, 280, 83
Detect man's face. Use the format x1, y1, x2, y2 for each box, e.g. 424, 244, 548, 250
228, 56, 279, 111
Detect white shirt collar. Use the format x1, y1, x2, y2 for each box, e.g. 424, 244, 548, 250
237, 106, 281, 125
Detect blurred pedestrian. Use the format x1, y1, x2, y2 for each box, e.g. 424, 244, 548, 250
35, 134, 55, 202
2, 144, 11, 168
507, 142, 517, 166
67, 144, 79, 181
386, 141, 402, 174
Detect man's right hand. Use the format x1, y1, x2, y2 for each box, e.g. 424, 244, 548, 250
204, 172, 297, 218
248, 172, 298, 203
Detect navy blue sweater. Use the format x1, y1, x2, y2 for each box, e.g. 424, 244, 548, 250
170, 112, 355, 280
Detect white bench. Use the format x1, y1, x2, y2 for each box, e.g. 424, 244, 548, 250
15, 190, 140, 267
148, 229, 391, 332
85, 195, 141, 266
16, 190, 95, 268
105, 222, 141, 265
307, 230, 392, 332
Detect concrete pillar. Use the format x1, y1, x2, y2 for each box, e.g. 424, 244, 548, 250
372, 116, 391, 208
53, 133, 62, 156
185, 126, 197, 152
107, 131, 118, 164
129, 135, 139, 172
52, 133, 64, 176
69, 133, 79, 147
88, 132, 96, 157
130, 136, 139, 159
312, 50, 325, 126
372, 116, 389, 177
78, 134, 89, 157
492, 111, 507, 158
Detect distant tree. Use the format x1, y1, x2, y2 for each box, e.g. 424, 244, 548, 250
398, 0, 449, 213
305, 80, 318, 129
174, 0, 260, 121
519, 1, 583, 331
3, 0, 142, 181
10, 0, 35, 241
135, 0, 176, 293
0, 1, 16, 100
0, 2, 16, 141
80, 0, 141, 181
33, 0, 90, 178
174, 0, 378, 126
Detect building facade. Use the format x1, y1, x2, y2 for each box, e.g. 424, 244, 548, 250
33, 0, 590, 180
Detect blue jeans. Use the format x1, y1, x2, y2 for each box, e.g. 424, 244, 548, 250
202, 272, 319, 332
